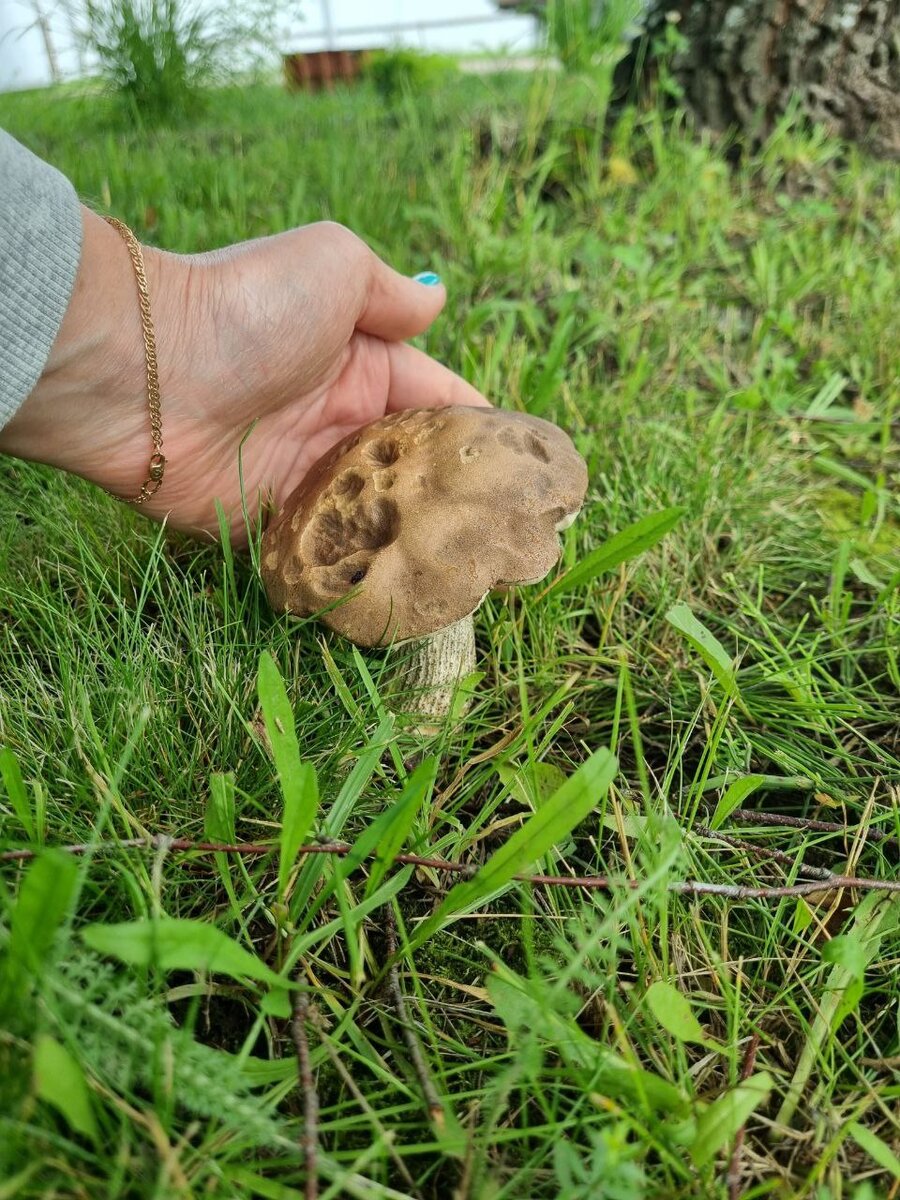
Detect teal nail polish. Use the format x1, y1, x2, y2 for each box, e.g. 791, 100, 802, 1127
413, 271, 441, 286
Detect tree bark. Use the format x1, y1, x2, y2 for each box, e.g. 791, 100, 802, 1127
497, 0, 900, 157
627, 0, 900, 158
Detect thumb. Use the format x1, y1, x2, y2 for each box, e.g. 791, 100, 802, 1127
356, 254, 447, 341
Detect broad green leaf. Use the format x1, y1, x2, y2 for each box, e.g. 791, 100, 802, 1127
33, 1034, 99, 1143
709, 774, 765, 830
237, 1054, 299, 1087
205, 772, 236, 844
824, 930, 869, 1029
257, 652, 319, 901
496, 761, 568, 810
414, 748, 617, 947
645, 981, 715, 1047
690, 1072, 772, 1166
1, 850, 78, 1011
82, 917, 284, 987
847, 1121, 900, 1179
0, 747, 34, 840
823, 912, 897, 1028
793, 898, 814, 934
260, 987, 293, 1019
815, 454, 888, 496
849, 557, 884, 590
545, 507, 685, 598
832, 978, 866, 1029
9, 851, 78, 971
666, 602, 740, 700
488, 963, 688, 1116
822, 934, 868, 979
611, 242, 652, 272
600, 811, 650, 839
205, 772, 239, 908
278, 760, 318, 902
224, 1168, 309, 1200
805, 371, 848, 418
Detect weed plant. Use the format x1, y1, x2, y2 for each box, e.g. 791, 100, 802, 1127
541, 0, 642, 74
63, 0, 286, 121
363, 50, 459, 102
0, 68, 898, 1198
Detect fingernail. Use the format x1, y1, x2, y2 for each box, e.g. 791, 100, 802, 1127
413, 271, 441, 286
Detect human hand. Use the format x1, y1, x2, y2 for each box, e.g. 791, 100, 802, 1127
0, 209, 489, 545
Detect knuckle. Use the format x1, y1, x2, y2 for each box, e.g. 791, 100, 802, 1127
317, 220, 359, 254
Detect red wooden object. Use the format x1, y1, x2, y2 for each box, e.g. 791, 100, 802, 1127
283, 49, 371, 91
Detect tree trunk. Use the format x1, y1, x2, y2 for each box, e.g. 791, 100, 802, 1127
629, 0, 900, 158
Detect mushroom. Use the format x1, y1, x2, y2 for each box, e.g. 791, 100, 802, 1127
260, 406, 588, 722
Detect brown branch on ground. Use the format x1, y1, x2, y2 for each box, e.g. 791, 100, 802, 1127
3, 835, 900, 899
729, 810, 899, 843
693, 824, 835, 880
291, 987, 319, 1200
726, 1032, 761, 1200
383, 905, 446, 1132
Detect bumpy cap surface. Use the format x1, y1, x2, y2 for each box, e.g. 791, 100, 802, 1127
261, 406, 588, 646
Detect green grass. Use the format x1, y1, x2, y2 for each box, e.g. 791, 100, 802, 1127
0, 70, 898, 1198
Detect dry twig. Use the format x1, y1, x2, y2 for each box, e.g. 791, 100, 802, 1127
726, 1032, 761, 1200
291, 988, 319, 1200
693, 824, 834, 880
3, 834, 899, 899
383, 906, 446, 1131
729, 809, 899, 843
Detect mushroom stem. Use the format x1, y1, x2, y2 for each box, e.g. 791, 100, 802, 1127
391, 615, 476, 723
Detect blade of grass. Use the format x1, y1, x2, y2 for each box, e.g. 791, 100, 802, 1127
690, 1072, 772, 1166
709, 775, 766, 830
411, 747, 617, 949
775, 892, 900, 1129
33, 1034, 99, 1145
257, 651, 319, 903
666, 601, 749, 716
542, 507, 685, 598
0, 850, 78, 1013
0, 747, 35, 841
291, 715, 395, 925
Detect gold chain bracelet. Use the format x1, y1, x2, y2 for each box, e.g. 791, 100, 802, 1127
103, 216, 166, 504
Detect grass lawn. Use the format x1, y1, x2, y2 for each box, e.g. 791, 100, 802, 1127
0, 69, 898, 1199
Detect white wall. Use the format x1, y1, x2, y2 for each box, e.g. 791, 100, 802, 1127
0, 0, 82, 91
0, 0, 539, 93
281, 0, 538, 54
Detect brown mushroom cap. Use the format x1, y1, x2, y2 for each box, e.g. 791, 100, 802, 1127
261, 406, 588, 646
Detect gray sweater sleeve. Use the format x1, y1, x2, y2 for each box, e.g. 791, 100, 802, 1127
0, 130, 83, 429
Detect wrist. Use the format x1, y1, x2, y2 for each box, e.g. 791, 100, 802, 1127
0, 207, 188, 496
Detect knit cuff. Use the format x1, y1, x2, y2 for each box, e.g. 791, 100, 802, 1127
0, 130, 83, 429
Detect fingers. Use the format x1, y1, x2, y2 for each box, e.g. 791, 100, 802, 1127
224, 221, 447, 343
385, 342, 492, 412
356, 249, 448, 341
